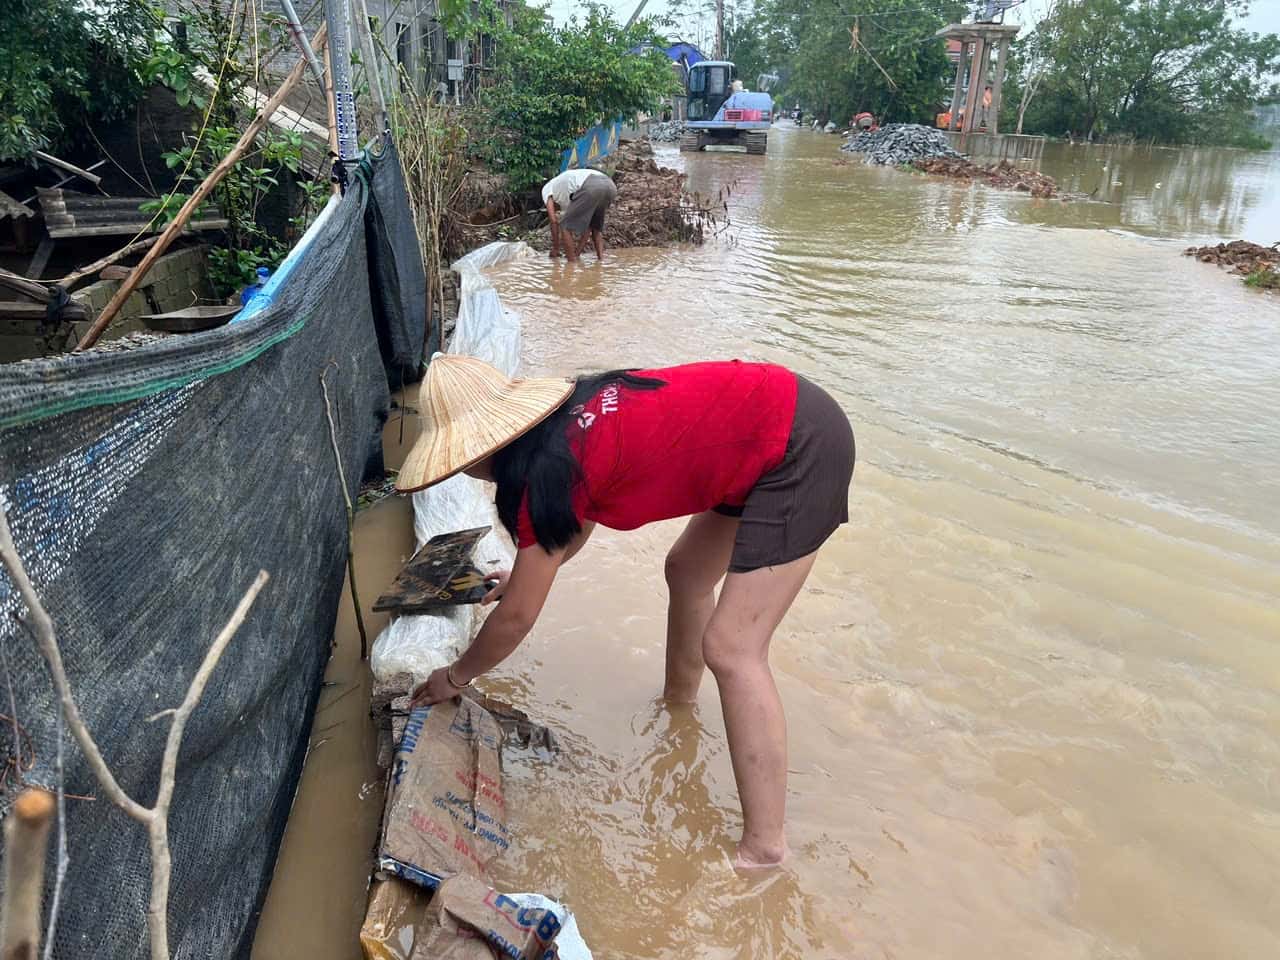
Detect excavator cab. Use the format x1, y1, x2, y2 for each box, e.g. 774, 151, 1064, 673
687, 61, 735, 121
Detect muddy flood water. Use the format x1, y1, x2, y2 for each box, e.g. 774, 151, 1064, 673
254, 129, 1280, 960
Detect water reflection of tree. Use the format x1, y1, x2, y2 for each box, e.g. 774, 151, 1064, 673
1038, 142, 1278, 238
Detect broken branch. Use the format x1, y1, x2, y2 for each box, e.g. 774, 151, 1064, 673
1, 788, 55, 960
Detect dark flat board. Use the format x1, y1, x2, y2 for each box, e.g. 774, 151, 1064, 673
141, 305, 239, 333
373, 526, 492, 613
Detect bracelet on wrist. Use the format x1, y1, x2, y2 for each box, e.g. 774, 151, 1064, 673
446, 662, 473, 689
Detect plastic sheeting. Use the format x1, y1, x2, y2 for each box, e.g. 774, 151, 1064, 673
370, 242, 536, 683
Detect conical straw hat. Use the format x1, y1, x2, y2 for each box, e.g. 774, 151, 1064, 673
396, 355, 575, 492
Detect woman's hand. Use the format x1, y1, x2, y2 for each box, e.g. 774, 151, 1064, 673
409, 666, 465, 708
482, 570, 511, 605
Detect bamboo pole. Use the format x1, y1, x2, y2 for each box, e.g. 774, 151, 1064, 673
0, 789, 55, 960
320, 363, 370, 659
74, 25, 329, 352
324, 45, 341, 195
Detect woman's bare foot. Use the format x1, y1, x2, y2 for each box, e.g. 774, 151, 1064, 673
733, 839, 790, 870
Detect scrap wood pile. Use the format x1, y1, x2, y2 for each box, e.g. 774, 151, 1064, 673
913, 157, 1060, 199
1183, 240, 1279, 290
604, 138, 722, 247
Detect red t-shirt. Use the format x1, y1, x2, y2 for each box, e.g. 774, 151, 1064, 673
516, 361, 798, 548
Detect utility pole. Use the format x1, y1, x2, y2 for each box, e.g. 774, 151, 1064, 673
715, 0, 725, 59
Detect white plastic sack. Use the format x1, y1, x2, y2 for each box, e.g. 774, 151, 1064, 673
449, 241, 534, 377
370, 242, 529, 684
508, 894, 593, 960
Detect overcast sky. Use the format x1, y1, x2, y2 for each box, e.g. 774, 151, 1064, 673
540, 0, 1280, 50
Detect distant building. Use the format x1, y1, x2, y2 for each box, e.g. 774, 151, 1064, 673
161, 0, 513, 104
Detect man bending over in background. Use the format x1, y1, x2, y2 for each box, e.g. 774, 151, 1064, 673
543, 167, 618, 263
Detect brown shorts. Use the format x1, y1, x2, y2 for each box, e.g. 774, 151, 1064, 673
714, 375, 855, 572
561, 174, 617, 235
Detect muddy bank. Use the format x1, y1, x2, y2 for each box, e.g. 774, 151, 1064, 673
912, 156, 1061, 198
1184, 240, 1279, 290
455, 139, 720, 255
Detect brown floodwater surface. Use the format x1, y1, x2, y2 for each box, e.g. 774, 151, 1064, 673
255, 129, 1280, 960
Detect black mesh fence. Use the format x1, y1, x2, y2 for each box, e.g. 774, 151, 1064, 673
366, 140, 432, 390
0, 146, 421, 958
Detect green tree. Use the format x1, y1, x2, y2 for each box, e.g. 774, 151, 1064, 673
0, 0, 156, 161
477, 3, 678, 190
724, 0, 967, 125
1015, 0, 1280, 145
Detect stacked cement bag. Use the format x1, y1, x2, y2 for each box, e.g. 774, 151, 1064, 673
841, 123, 962, 164
370, 243, 533, 683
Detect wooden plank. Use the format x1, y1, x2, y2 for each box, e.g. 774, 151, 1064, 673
0, 268, 51, 301
56, 236, 162, 288
26, 238, 54, 280
32, 150, 103, 186
0, 190, 35, 220
372, 527, 493, 613
0, 301, 89, 321
46, 219, 229, 239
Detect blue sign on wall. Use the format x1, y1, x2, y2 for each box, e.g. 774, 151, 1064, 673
559, 119, 623, 173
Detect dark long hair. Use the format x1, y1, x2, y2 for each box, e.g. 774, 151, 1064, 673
493, 370, 665, 551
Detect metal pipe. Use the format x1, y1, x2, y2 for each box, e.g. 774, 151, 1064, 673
324, 0, 359, 161
279, 0, 326, 89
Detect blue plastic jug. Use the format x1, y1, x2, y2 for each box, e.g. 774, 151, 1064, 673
240, 266, 271, 306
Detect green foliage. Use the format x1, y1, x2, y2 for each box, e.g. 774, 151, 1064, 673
1013, 0, 1280, 145
475, 3, 679, 190
1244, 267, 1279, 291
727, 0, 968, 124
140, 128, 324, 297
139, 43, 208, 111
0, 0, 155, 161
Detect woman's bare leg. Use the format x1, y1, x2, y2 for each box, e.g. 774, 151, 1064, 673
702, 551, 818, 867
663, 511, 739, 702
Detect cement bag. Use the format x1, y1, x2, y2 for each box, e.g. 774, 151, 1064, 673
360, 877, 592, 960
450, 241, 534, 377
378, 698, 511, 888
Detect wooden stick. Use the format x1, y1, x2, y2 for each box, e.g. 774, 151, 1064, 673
320, 364, 370, 659
56, 236, 161, 289
144, 570, 269, 957
74, 24, 328, 352
0, 496, 269, 960
0, 506, 149, 823
33, 151, 103, 188
323, 44, 341, 195
1, 788, 55, 960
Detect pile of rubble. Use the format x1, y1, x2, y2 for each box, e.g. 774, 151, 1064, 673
914, 157, 1059, 199
841, 123, 961, 165
1184, 240, 1279, 290
648, 120, 687, 143
525, 140, 722, 251
606, 139, 722, 246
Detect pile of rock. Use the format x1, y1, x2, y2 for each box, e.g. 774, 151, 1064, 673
648, 120, 687, 143
914, 157, 1059, 199
841, 123, 961, 165
1184, 240, 1279, 290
